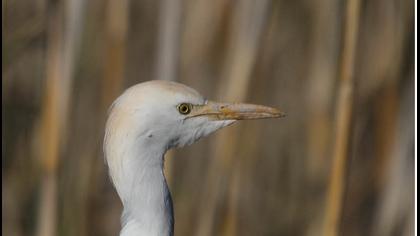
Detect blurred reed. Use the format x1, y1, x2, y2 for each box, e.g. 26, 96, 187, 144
36, 0, 85, 235
2, 0, 415, 236
103, 0, 129, 108
322, 0, 361, 235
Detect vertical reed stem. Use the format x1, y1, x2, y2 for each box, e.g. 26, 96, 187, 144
102, 0, 130, 109
36, 1, 85, 235
322, 0, 361, 235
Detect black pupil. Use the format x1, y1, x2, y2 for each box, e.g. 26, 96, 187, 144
180, 104, 189, 113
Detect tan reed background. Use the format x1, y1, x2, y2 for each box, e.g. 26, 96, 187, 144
2, 0, 415, 235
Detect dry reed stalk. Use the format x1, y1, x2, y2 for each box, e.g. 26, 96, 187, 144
102, 0, 130, 110
322, 0, 361, 235
195, 1, 270, 235
155, 0, 182, 82
305, 0, 339, 180
180, 0, 226, 80
36, 0, 84, 234
373, 84, 398, 192
304, 2, 340, 235
370, 1, 415, 234
35, 7, 63, 236
93, 2, 130, 234
60, 1, 87, 235
372, 77, 414, 236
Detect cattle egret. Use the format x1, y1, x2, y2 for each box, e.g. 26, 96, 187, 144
104, 80, 285, 236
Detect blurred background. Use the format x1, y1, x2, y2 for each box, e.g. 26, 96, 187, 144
2, 0, 415, 235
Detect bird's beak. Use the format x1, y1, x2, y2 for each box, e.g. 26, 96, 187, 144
189, 101, 286, 120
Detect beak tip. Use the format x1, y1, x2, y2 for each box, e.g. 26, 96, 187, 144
279, 112, 287, 117
271, 108, 286, 118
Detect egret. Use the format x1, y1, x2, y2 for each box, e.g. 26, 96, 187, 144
104, 80, 284, 236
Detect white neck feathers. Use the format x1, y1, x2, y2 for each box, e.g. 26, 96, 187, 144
104, 107, 174, 236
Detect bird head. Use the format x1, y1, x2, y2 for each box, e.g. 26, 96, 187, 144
104, 80, 285, 234
105, 80, 285, 153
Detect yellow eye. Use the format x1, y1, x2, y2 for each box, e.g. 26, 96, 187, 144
177, 103, 191, 115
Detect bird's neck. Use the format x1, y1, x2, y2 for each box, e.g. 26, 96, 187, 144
106, 135, 174, 236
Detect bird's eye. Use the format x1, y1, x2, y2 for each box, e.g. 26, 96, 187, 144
177, 103, 192, 115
